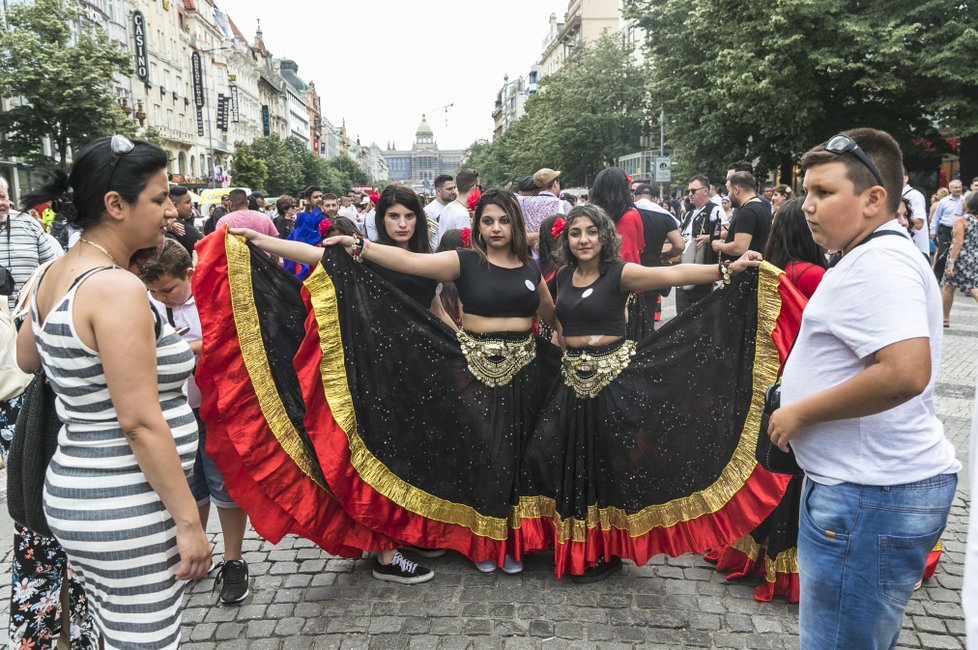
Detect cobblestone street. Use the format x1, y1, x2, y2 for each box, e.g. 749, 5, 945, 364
1, 295, 974, 649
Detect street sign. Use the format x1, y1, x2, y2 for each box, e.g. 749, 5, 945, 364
195, 105, 204, 137
654, 156, 672, 183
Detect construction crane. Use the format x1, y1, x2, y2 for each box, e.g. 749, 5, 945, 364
427, 102, 454, 127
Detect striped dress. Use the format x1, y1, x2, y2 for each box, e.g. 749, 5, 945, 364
32, 266, 198, 650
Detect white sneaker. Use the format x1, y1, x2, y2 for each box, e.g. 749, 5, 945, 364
474, 559, 497, 573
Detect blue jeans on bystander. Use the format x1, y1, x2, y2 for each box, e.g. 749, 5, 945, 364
798, 473, 956, 650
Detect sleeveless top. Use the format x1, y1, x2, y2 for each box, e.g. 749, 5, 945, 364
454, 249, 540, 318
366, 260, 437, 308
555, 261, 629, 337
31, 265, 197, 475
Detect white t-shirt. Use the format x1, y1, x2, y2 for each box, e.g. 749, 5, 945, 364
428, 201, 470, 249
782, 220, 960, 486
364, 209, 378, 241
150, 294, 202, 409
902, 184, 929, 254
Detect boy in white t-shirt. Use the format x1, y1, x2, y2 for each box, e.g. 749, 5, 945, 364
768, 128, 960, 649
138, 239, 251, 605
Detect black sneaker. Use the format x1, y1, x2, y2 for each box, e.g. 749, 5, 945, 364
372, 551, 434, 584
571, 556, 622, 584
214, 559, 250, 604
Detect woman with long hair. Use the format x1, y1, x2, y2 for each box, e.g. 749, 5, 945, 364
221, 187, 557, 575
590, 167, 645, 264
16, 135, 210, 648
763, 197, 826, 298
518, 204, 796, 583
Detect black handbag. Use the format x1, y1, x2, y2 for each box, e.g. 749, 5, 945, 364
755, 381, 802, 475
7, 370, 61, 537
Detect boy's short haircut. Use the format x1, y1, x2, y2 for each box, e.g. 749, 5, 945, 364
456, 169, 479, 193
800, 128, 903, 214
137, 238, 192, 283
322, 193, 338, 202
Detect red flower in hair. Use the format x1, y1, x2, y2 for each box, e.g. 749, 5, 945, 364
368, 191, 380, 206
460, 227, 472, 248
318, 217, 333, 237
467, 188, 481, 211
551, 217, 566, 239
625, 174, 632, 185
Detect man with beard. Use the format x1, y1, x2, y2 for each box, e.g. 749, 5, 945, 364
713, 171, 772, 261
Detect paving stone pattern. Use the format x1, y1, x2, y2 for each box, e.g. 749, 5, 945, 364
0, 295, 974, 649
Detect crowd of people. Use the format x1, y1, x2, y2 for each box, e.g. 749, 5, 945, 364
0, 127, 971, 650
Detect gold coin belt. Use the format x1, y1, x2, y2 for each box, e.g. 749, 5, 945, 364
456, 330, 536, 387
561, 340, 637, 399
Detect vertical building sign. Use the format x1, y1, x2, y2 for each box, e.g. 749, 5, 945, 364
217, 94, 229, 132
133, 11, 148, 83
191, 52, 204, 107
196, 106, 204, 137
261, 105, 270, 136
230, 85, 240, 123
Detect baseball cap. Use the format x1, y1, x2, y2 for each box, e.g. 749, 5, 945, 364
517, 176, 536, 192
533, 168, 561, 188
633, 183, 657, 197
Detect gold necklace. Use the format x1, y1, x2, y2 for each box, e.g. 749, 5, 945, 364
79, 238, 119, 265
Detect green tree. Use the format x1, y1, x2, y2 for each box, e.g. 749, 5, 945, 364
464, 34, 652, 187
230, 144, 269, 191
328, 155, 371, 187
625, 0, 977, 187
240, 135, 301, 196
0, 0, 133, 167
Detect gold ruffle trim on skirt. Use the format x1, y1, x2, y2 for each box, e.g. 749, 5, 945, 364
456, 329, 535, 387
224, 233, 327, 490
561, 340, 637, 399
304, 264, 512, 541
518, 262, 786, 542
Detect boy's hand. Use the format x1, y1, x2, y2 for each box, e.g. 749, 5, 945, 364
767, 404, 808, 452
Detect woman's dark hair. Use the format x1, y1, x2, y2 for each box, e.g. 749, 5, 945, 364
326, 216, 360, 237
590, 167, 633, 223
374, 184, 431, 253
436, 229, 465, 325
276, 194, 296, 215
899, 197, 915, 236
471, 188, 530, 265
538, 214, 564, 279
763, 197, 825, 270
556, 204, 621, 273
22, 136, 168, 230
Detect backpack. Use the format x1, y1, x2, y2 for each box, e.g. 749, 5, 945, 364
48, 216, 69, 250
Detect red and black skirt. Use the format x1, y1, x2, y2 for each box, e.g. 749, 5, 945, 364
194, 230, 558, 564
518, 263, 807, 577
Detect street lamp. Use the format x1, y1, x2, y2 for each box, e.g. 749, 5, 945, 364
193, 44, 232, 188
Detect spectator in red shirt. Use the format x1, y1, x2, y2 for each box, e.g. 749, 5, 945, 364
590, 168, 644, 264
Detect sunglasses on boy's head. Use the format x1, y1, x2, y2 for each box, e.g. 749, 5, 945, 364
823, 134, 885, 188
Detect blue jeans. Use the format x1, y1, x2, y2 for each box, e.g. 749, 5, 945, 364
188, 409, 237, 509
798, 473, 956, 649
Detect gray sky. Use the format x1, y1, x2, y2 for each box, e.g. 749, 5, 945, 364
228, 1, 570, 151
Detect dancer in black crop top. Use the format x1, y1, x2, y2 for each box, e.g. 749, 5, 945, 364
519, 203, 764, 584
323, 188, 555, 333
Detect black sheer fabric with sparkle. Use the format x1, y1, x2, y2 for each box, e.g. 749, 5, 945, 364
518, 267, 793, 577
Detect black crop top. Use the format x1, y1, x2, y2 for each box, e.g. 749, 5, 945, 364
453, 249, 541, 318
365, 260, 437, 308
554, 262, 628, 337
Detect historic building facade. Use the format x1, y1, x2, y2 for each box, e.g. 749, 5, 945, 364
384, 116, 465, 194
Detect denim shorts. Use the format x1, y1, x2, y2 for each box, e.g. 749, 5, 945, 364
798, 473, 956, 650
187, 409, 238, 509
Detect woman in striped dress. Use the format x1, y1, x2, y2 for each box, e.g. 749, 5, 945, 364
17, 135, 211, 649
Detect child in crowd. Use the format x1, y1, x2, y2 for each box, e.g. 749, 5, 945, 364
137, 239, 251, 604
